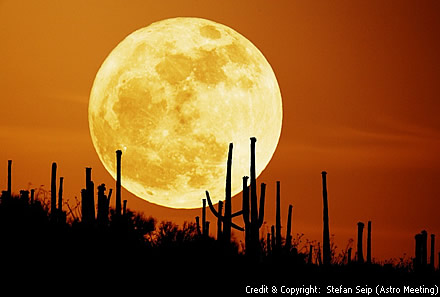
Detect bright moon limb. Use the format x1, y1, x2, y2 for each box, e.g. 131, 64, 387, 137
88, 17, 283, 209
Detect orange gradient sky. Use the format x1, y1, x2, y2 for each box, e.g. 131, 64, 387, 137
1, 0, 440, 262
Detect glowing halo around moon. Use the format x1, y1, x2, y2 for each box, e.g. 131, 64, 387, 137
88, 17, 282, 209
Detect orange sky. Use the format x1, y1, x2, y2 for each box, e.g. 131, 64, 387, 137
1, 0, 440, 262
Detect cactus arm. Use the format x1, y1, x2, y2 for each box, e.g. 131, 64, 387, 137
205, 191, 220, 218
231, 210, 243, 218
206, 191, 244, 231
242, 176, 250, 226
257, 183, 266, 228
108, 188, 113, 203
230, 222, 244, 231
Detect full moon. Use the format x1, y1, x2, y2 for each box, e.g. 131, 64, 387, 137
89, 17, 282, 209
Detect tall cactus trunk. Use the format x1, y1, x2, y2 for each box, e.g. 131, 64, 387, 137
321, 171, 331, 265
217, 200, 223, 241
116, 150, 122, 217
97, 183, 109, 226
271, 225, 275, 256
205, 143, 244, 243
266, 232, 271, 256
285, 204, 293, 251
51, 162, 57, 215
308, 245, 313, 264
430, 234, 435, 269
202, 198, 207, 236
242, 137, 266, 260
195, 216, 201, 235
223, 143, 233, 242
367, 221, 372, 264
58, 177, 64, 211
357, 222, 365, 263
7, 160, 12, 198
82, 167, 95, 224
250, 139, 258, 243
242, 176, 250, 251
86, 167, 95, 221
123, 200, 127, 216
275, 181, 282, 253
205, 221, 210, 237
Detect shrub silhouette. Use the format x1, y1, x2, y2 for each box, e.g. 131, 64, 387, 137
1, 151, 439, 293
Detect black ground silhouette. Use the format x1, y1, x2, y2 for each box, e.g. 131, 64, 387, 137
1, 139, 438, 295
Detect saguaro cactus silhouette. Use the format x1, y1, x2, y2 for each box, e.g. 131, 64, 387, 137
202, 198, 207, 236
86, 167, 95, 219
217, 200, 223, 241
116, 150, 122, 216
206, 143, 244, 243
242, 137, 266, 259
223, 143, 233, 241
347, 247, 352, 264
367, 221, 372, 264
285, 204, 293, 251
275, 181, 282, 252
430, 234, 435, 269
271, 225, 275, 254
357, 222, 365, 263
81, 167, 95, 224
321, 171, 331, 265
123, 200, 127, 216
97, 183, 111, 226
195, 216, 201, 235
7, 160, 12, 198
58, 177, 64, 211
205, 221, 210, 236
51, 162, 57, 214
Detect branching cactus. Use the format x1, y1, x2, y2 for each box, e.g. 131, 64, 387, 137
242, 137, 266, 259
205, 143, 244, 243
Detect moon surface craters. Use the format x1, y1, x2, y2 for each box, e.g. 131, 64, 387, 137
89, 17, 282, 208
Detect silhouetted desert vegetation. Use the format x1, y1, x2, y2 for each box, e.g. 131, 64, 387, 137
1, 139, 438, 294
